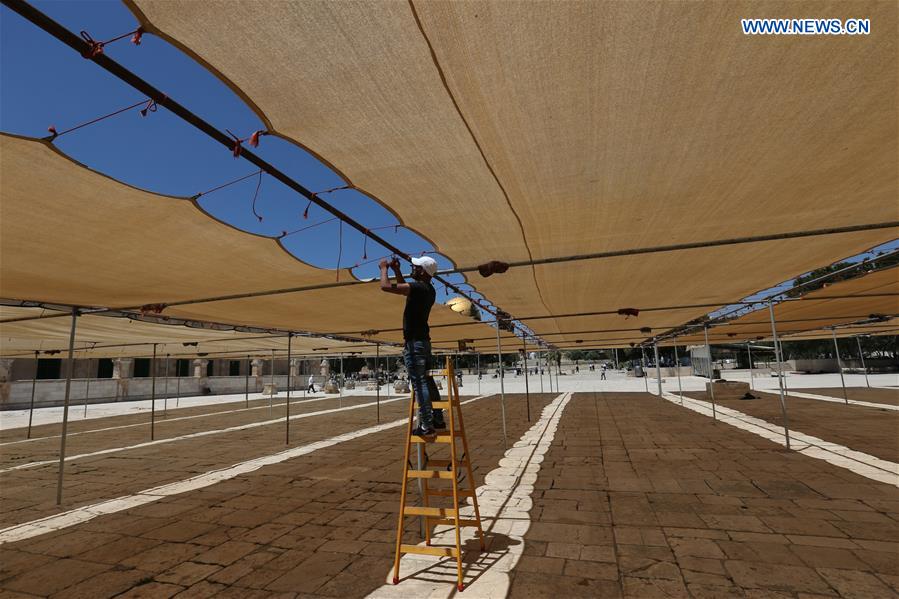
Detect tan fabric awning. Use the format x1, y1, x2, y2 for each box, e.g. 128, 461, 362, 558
666, 267, 899, 345
128, 0, 898, 347
0, 134, 503, 348
0, 307, 390, 359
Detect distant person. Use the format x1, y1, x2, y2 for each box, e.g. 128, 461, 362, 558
379, 256, 444, 436
307, 375, 316, 393
600, 364, 607, 380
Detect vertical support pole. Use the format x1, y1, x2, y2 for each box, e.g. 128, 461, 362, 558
476, 352, 481, 395
82, 357, 92, 418
554, 351, 560, 392
673, 340, 684, 405
640, 346, 649, 393
614, 347, 619, 370
176, 366, 181, 408
522, 338, 530, 422
163, 354, 169, 418
376, 343, 381, 423
855, 335, 870, 388
270, 349, 275, 416
778, 335, 790, 393
27, 350, 38, 439
703, 327, 717, 422
538, 350, 544, 393
747, 343, 755, 390
831, 328, 849, 404
286, 334, 292, 444
339, 354, 344, 399
767, 301, 791, 448
653, 342, 662, 397
245, 355, 250, 407
495, 324, 508, 449
150, 343, 157, 440
56, 308, 79, 505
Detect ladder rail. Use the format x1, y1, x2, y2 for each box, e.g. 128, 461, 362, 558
446, 359, 465, 589
391, 392, 417, 584
392, 356, 480, 591
451, 371, 487, 550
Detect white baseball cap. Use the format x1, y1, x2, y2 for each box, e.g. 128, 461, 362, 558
411, 255, 438, 276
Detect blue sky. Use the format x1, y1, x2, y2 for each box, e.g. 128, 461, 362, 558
2, 1, 895, 337
0, 0, 477, 304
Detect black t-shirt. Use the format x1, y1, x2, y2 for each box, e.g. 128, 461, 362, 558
403, 280, 436, 341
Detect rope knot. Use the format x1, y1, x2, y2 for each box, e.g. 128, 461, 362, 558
80, 31, 105, 58
131, 27, 144, 45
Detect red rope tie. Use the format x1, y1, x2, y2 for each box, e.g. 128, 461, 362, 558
362, 230, 369, 260
336, 221, 344, 282
303, 196, 314, 219
191, 169, 263, 200
79, 27, 144, 59
251, 171, 264, 222
226, 129, 268, 157
45, 97, 157, 141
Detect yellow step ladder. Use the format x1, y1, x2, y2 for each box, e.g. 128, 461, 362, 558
392, 357, 485, 591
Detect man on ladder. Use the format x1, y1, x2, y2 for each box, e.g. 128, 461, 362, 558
380, 255, 445, 436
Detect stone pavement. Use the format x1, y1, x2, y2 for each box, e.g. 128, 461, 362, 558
0, 395, 412, 528
683, 391, 899, 463
793, 388, 899, 407
510, 392, 898, 598
0, 391, 896, 598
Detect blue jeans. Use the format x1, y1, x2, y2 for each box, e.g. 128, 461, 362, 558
403, 340, 442, 428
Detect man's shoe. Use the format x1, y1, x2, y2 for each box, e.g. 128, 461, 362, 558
412, 425, 436, 438
432, 415, 447, 430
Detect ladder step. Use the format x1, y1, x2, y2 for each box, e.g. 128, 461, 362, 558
431, 401, 453, 409
400, 544, 458, 557
429, 518, 481, 527
410, 432, 462, 444
407, 470, 454, 479
404, 506, 457, 518
426, 488, 473, 497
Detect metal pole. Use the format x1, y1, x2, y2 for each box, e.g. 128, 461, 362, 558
855, 335, 870, 388
476, 352, 481, 395
673, 341, 683, 405
56, 308, 79, 505
245, 355, 250, 407
522, 339, 531, 422
554, 351, 560, 392
270, 349, 275, 416
538, 350, 544, 393
747, 343, 755, 390
163, 354, 169, 418
703, 327, 717, 422
767, 301, 791, 448
26, 350, 38, 439
495, 324, 508, 449
778, 336, 790, 394
82, 356, 92, 418
653, 342, 662, 397
831, 328, 849, 404
339, 354, 344, 399
176, 365, 181, 407
150, 343, 157, 440
376, 343, 380, 423
286, 334, 292, 444
614, 347, 619, 370
640, 346, 649, 393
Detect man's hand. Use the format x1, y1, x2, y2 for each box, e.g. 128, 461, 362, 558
389, 257, 401, 271
379, 258, 391, 270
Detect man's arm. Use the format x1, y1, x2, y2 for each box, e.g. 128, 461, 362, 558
380, 257, 411, 296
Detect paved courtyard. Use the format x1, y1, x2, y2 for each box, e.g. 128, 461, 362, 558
0, 379, 897, 598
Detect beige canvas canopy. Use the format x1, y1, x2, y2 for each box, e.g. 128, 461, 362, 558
127, 0, 898, 348
666, 267, 899, 345
0, 134, 506, 350
0, 306, 393, 359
